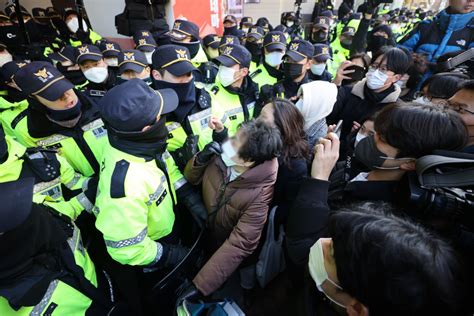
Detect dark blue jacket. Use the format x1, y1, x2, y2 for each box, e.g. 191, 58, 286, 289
401, 8, 474, 62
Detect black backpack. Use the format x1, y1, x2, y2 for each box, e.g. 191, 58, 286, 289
115, 0, 169, 37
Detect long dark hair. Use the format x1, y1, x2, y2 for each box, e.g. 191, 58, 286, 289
271, 98, 309, 164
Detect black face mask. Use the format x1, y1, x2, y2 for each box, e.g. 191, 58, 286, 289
0, 25, 20, 47
117, 116, 169, 144
56, 64, 87, 86
283, 62, 304, 79
369, 35, 389, 54
46, 99, 82, 122
0, 126, 7, 164
354, 134, 387, 170
173, 40, 200, 59
340, 38, 352, 49
311, 30, 328, 43
224, 25, 238, 35
245, 42, 262, 60
154, 78, 196, 108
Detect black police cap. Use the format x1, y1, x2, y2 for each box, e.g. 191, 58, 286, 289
152, 44, 196, 77
14, 61, 74, 102
170, 19, 200, 42
263, 31, 286, 52
0, 60, 27, 83
219, 35, 240, 48
215, 44, 251, 68
99, 41, 122, 58
203, 34, 220, 49
313, 44, 331, 62
99, 79, 178, 133
313, 16, 331, 29
247, 26, 265, 40
285, 39, 315, 62
75, 44, 103, 64
0, 177, 34, 233
118, 50, 148, 75
133, 30, 157, 53
49, 45, 76, 64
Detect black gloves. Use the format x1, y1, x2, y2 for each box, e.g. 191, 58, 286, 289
177, 184, 208, 229
176, 281, 201, 307
212, 127, 229, 144
196, 141, 222, 165
172, 135, 199, 170
161, 243, 189, 269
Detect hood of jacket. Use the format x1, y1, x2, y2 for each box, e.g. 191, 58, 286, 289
437, 8, 474, 32
351, 78, 401, 104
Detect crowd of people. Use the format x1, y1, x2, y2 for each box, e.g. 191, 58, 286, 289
0, 0, 473, 315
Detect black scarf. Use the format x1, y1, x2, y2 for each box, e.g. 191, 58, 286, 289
153, 79, 197, 125
363, 82, 396, 106
262, 59, 285, 80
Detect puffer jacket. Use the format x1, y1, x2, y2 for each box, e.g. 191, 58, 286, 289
401, 8, 474, 62
184, 155, 278, 295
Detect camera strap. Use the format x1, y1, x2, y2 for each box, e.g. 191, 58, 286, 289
436, 48, 474, 72
416, 154, 474, 188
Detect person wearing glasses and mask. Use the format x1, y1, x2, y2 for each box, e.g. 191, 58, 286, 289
327, 47, 410, 141
249, 31, 286, 90
447, 80, 474, 154
62, 7, 102, 47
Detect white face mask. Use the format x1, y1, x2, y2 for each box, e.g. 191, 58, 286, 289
83, 67, 108, 83
105, 58, 118, 67
311, 63, 326, 76
242, 27, 250, 33
66, 17, 88, 33
218, 65, 238, 87
265, 51, 285, 67
221, 140, 238, 167
366, 69, 388, 90
354, 131, 367, 147
144, 51, 154, 65
286, 21, 294, 27
308, 239, 346, 308
0, 53, 13, 67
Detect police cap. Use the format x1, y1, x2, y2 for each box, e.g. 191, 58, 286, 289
203, 34, 220, 49
313, 16, 331, 30
0, 60, 27, 83
313, 44, 331, 62
215, 44, 251, 68
263, 31, 286, 52
152, 44, 196, 76
285, 39, 314, 62
49, 45, 76, 64
118, 50, 148, 75
75, 44, 103, 64
99, 41, 122, 58
219, 35, 240, 49
99, 79, 178, 132
133, 30, 157, 52
170, 19, 200, 42
14, 62, 74, 101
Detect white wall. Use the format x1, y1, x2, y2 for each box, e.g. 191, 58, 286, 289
83, 0, 126, 38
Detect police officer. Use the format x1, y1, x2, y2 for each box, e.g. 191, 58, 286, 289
211, 44, 259, 136
99, 40, 122, 68
12, 62, 106, 177
151, 44, 220, 165
249, 31, 286, 90
0, 178, 120, 316
310, 16, 332, 45
50, 45, 88, 89
169, 19, 211, 83
63, 7, 102, 47
202, 34, 220, 60
223, 14, 245, 40
309, 44, 333, 82
262, 39, 314, 102
133, 30, 157, 65
118, 49, 152, 85
330, 24, 356, 75
0, 60, 29, 137
218, 34, 240, 54
75, 44, 118, 100
0, 124, 96, 218
95, 79, 199, 272
239, 16, 254, 33
245, 26, 265, 66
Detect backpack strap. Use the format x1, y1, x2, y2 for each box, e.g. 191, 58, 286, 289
416, 154, 474, 188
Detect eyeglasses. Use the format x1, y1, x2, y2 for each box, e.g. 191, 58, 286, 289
369, 63, 391, 74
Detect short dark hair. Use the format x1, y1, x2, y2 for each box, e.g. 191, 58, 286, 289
329, 204, 469, 316
238, 120, 282, 165
349, 53, 371, 70
372, 46, 411, 75
374, 103, 468, 157
421, 73, 468, 99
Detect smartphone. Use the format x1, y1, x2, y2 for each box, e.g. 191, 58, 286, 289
341, 65, 366, 85
334, 120, 343, 138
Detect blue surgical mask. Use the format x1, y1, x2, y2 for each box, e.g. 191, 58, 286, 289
311, 63, 326, 76
366, 69, 388, 90
265, 51, 285, 67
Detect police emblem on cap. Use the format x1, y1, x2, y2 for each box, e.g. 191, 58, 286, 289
322, 47, 329, 54
320, 18, 325, 24
34, 67, 53, 83
138, 39, 146, 45
141, 31, 149, 36
225, 37, 234, 44
223, 46, 233, 55
78, 46, 89, 54
106, 43, 114, 50
272, 34, 281, 42
290, 42, 299, 51
16, 62, 26, 68
124, 52, 135, 60
174, 22, 181, 30
175, 49, 188, 59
